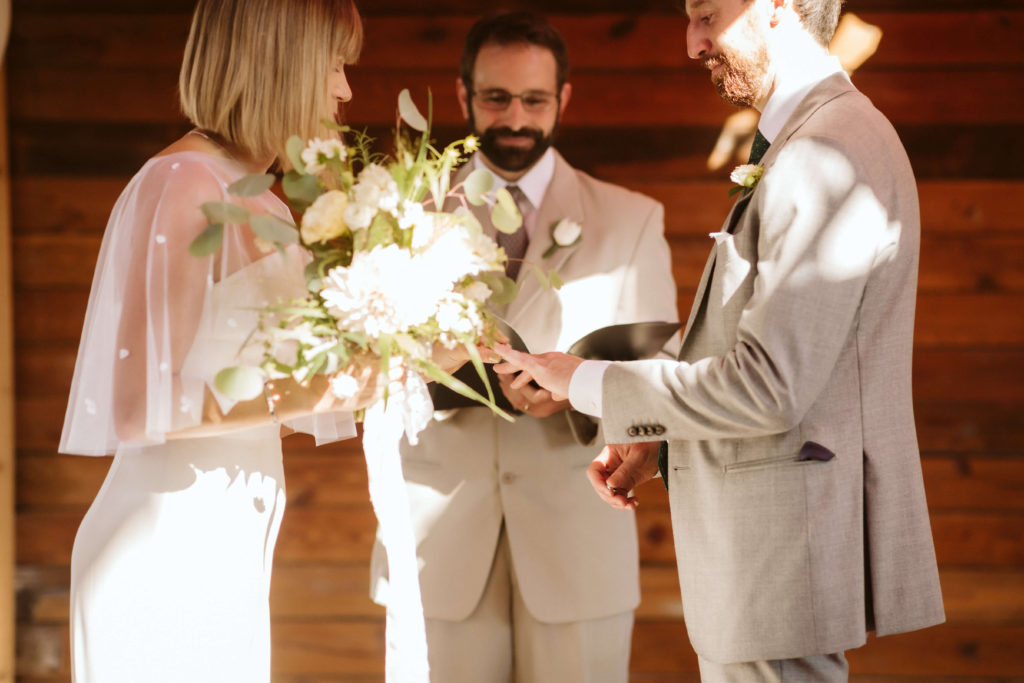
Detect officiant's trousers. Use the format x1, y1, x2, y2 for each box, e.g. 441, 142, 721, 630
424, 525, 634, 682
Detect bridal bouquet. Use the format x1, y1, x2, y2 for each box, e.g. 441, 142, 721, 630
191, 90, 530, 419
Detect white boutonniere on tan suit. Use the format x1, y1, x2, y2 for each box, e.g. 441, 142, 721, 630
543, 217, 583, 257
728, 163, 765, 198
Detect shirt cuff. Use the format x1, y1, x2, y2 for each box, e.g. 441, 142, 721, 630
568, 360, 611, 418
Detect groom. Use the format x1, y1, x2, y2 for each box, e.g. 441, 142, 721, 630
495, 0, 945, 680
369, 11, 678, 682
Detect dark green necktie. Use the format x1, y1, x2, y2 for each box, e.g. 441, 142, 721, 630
748, 129, 770, 164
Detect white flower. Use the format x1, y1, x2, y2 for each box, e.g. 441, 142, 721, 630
353, 163, 400, 214
553, 218, 582, 246
461, 281, 492, 303
343, 202, 376, 231
330, 372, 360, 400
301, 190, 349, 244
543, 218, 582, 258
729, 164, 765, 191
301, 137, 347, 175
319, 244, 454, 339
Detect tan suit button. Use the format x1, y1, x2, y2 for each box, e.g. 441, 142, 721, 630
627, 426, 640, 437
654, 426, 666, 435
501, 472, 517, 484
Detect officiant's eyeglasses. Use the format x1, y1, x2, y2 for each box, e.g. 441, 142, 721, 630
471, 89, 559, 113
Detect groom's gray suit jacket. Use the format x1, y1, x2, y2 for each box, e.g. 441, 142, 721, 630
600, 73, 945, 663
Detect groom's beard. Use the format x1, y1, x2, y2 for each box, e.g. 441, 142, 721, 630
470, 114, 558, 173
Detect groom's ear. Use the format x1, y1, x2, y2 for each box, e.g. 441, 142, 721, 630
456, 78, 470, 121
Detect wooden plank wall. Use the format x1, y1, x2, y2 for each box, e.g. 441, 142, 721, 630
7, 1, 1024, 681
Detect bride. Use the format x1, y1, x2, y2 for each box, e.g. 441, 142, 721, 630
59, 1, 365, 681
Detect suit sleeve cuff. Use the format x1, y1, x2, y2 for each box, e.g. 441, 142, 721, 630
568, 360, 610, 418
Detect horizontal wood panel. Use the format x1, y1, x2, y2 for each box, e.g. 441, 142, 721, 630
14, 345, 1023, 406
15, 393, 1024, 457
15, 622, 1024, 681
14, 347, 1023, 413
11, 121, 1024, 181
12, 0, 1024, 12
16, 503, 1024, 568
14, 230, 1024, 294
16, 290, 1024, 347
20, 563, 1019, 625
11, 177, 1023, 240
9, 13, 1023, 70
16, 447, 1024, 513
9, 67, 1024, 127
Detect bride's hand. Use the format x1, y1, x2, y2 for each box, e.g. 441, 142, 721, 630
429, 344, 472, 376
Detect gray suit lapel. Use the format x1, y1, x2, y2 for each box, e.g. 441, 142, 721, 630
678, 73, 856, 358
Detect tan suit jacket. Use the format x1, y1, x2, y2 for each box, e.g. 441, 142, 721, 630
600, 74, 944, 662
371, 150, 678, 622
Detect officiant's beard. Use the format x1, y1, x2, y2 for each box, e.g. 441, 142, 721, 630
470, 114, 558, 173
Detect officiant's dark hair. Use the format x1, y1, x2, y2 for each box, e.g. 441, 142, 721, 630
460, 11, 569, 90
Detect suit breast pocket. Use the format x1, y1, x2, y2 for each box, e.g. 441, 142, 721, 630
710, 231, 752, 307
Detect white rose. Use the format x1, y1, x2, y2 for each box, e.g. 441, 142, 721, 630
729, 163, 765, 188
543, 218, 583, 258
300, 190, 349, 244
552, 218, 582, 246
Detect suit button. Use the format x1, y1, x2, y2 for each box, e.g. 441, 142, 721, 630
654, 425, 666, 435
501, 472, 517, 484
627, 426, 640, 437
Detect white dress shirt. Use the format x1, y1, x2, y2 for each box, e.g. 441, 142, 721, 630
567, 55, 845, 419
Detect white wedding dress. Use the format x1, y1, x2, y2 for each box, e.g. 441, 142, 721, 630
60, 152, 354, 682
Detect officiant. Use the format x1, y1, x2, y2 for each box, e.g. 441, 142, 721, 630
368, 11, 679, 682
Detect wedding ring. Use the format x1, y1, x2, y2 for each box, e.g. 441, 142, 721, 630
607, 485, 630, 497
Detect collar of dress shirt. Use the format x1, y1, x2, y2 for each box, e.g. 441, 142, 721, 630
472, 147, 555, 238
758, 55, 844, 144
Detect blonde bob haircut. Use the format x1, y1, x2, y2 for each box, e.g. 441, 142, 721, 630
179, 0, 363, 165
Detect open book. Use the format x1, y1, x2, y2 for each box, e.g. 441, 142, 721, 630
430, 320, 682, 412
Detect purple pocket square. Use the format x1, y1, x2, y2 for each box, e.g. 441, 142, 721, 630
797, 441, 835, 462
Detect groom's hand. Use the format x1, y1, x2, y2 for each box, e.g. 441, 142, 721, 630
492, 344, 583, 402
496, 371, 569, 418
587, 441, 661, 511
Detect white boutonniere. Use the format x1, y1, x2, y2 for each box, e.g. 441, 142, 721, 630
543, 218, 582, 258
728, 164, 765, 197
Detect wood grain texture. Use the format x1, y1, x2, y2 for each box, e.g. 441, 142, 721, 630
9, 5, 1024, 682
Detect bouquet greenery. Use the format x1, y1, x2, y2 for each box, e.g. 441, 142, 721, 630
189, 90, 545, 419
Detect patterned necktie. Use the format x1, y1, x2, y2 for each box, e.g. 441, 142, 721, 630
497, 184, 530, 281
748, 129, 771, 165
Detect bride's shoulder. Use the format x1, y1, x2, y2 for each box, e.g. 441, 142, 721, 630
131, 151, 241, 199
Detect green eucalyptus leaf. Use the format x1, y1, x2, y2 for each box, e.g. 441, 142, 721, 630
414, 358, 514, 422
201, 201, 250, 225
531, 263, 549, 289
250, 214, 299, 244
366, 213, 396, 249
479, 272, 519, 306
464, 168, 494, 207
228, 173, 276, 197
547, 269, 564, 290
214, 365, 266, 401
286, 135, 307, 173
491, 188, 522, 234
398, 88, 428, 132
188, 223, 224, 257
455, 208, 483, 235
282, 171, 323, 212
